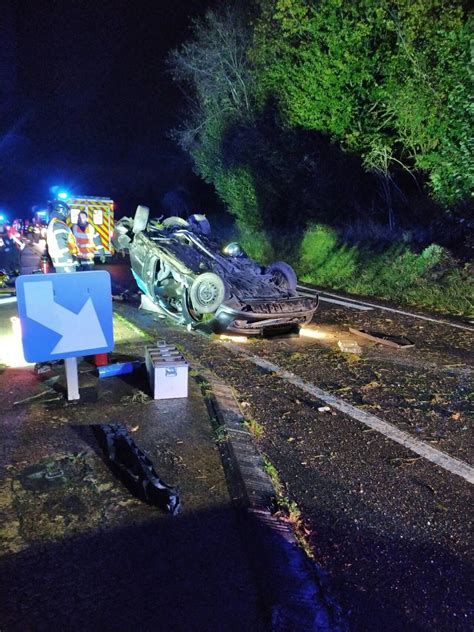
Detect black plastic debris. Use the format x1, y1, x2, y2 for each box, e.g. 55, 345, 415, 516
92, 424, 180, 515
111, 289, 139, 302
348, 327, 414, 349
261, 322, 300, 339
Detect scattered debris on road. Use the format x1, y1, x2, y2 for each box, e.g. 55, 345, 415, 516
111, 289, 138, 302
14, 389, 55, 406
34, 362, 54, 375
97, 360, 142, 378
92, 424, 180, 515
349, 327, 414, 348
120, 390, 150, 405
337, 339, 362, 354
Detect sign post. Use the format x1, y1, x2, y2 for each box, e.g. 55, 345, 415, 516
16, 271, 114, 400
64, 357, 80, 400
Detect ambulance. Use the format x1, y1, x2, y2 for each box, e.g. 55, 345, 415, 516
67, 196, 115, 256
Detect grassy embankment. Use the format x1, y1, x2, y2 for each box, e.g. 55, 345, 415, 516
226, 219, 473, 318
296, 225, 473, 317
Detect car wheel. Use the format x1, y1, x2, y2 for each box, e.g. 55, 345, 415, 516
189, 272, 225, 314
266, 261, 297, 290
162, 216, 189, 229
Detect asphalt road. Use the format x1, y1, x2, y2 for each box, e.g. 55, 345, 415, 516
218, 302, 473, 632
0, 276, 267, 632
109, 268, 472, 632
2, 252, 473, 631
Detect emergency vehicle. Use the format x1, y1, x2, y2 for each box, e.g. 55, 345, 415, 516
67, 196, 115, 256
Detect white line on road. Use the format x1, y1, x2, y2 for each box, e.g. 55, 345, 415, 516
223, 342, 474, 485
0, 296, 17, 305
297, 284, 474, 332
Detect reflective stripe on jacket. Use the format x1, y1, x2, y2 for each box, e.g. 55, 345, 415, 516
46, 218, 79, 267
72, 224, 104, 261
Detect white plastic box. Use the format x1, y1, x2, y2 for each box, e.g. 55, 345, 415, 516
145, 344, 189, 399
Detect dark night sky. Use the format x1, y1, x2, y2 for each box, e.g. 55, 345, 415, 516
1, 0, 217, 216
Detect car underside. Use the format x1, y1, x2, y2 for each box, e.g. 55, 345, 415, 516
113, 206, 318, 336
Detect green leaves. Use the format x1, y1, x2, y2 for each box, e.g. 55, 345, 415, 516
251, 0, 472, 208
168, 0, 472, 242
298, 224, 474, 315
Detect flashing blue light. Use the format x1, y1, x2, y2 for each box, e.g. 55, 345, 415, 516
0, 214, 5, 222
37, 211, 47, 217
57, 191, 69, 200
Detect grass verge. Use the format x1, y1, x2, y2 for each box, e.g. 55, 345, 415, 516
296, 224, 473, 317
234, 221, 473, 316
113, 312, 153, 340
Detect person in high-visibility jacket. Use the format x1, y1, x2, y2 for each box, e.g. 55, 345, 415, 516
36, 200, 79, 371
46, 201, 79, 273
72, 211, 105, 269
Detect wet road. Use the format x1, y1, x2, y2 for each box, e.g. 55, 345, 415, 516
0, 271, 266, 632
2, 253, 473, 631
112, 277, 473, 632
217, 302, 473, 632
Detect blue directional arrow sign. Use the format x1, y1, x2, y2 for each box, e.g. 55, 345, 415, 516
16, 271, 114, 362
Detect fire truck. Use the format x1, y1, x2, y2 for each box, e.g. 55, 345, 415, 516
67, 196, 115, 256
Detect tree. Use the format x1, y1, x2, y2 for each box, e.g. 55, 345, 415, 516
169, 0, 472, 249
251, 0, 473, 212
168, 5, 254, 152
168, 5, 275, 259
383, 0, 473, 206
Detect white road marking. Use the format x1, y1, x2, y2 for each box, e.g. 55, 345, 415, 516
297, 284, 474, 332
312, 295, 373, 311
223, 343, 474, 485
0, 297, 17, 305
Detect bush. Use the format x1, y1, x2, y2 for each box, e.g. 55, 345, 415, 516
296, 224, 474, 316
299, 225, 358, 287
236, 222, 274, 263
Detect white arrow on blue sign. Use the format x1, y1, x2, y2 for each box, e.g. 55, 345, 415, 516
16, 271, 114, 362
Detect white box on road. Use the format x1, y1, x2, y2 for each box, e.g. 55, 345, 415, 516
145, 345, 188, 399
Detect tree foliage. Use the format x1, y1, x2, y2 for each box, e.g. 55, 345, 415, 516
252, 0, 473, 207
169, 0, 473, 247
168, 6, 254, 149
167, 6, 275, 258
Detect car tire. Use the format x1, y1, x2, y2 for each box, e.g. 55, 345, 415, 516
133, 205, 150, 234
189, 272, 225, 314
266, 261, 297, 290
162, 216, 190, 229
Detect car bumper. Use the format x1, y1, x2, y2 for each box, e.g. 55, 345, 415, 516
195, 295, 319, 335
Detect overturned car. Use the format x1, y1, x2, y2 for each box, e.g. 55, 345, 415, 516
113, 206, 318, 336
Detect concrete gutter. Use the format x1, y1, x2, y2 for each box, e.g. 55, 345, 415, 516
197, 365, 343, 632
